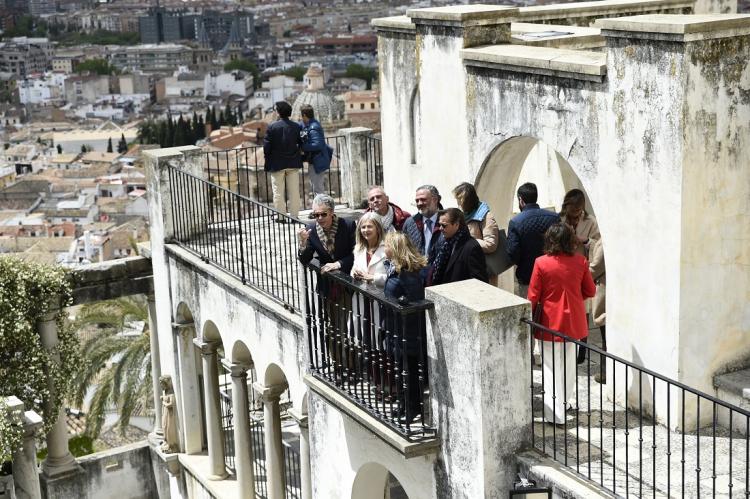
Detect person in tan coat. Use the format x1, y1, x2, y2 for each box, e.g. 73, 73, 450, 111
560, 188, 600, 258
588, 237, 607, 383
452, 182, 501, 286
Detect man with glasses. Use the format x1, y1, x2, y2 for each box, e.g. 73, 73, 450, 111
264, 101, 303, 221
297, 193, 356, 274
402, 185, 443, 261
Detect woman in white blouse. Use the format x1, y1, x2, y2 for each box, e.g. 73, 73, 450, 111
351, 212, 388, 287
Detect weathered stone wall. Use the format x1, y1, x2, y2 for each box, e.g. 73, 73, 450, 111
41, 442, 157, 499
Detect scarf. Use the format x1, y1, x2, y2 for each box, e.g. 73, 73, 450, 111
430, 226, 471, 285
465, 201, 490, 223
381, 205, 395, 232
316, 214, 339, 257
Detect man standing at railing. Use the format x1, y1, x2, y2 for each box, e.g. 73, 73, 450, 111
300, 104, 333, 199
365, 185, 410, 232
264, 101, 303, 222
403, 185, 443, 261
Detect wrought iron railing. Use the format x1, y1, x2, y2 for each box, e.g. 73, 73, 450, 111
202, 136, 345, 209
283, 439, 302, 499
167, 164, 304, 312
219, 389, 235, 474
250, 416, 268, 498
303, 261, 436, 440
364, 136, 383, 187
523, 317, 750, 498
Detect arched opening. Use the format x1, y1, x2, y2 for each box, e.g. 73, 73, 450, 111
173, 302, 204, 454
351, 462, 410, 499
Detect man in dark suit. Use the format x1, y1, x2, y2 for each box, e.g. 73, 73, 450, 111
430, 208, 488, 286
297, 193, 355, 273
264, 101, 303, 220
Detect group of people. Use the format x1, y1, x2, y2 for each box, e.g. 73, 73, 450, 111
296, 179, 606, 426
263, 101, 333, 221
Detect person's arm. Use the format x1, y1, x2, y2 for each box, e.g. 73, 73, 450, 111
527, 260, 543, 305
301, 124, 325, 153
476, 212, 500, 254
297, 225, 315, 265
588, 239, 605, 282
506, 219, 520, 264
263, 125, 272, 159
581, 258, 597, 299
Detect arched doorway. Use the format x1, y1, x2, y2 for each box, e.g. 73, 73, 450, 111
352, 462, 411, 499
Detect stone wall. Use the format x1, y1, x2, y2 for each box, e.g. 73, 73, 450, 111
40, 442, 157, 499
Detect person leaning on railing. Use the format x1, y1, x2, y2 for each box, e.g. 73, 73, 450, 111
527, 223, 596, 425
299, 104, 333, 198
264, 101, 303, 221
383, 231, 428, 423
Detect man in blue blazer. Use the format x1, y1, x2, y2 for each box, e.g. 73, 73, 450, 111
300, 104, 333, 198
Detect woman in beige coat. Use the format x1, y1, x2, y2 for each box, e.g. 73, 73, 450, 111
560, 188, 600, 258
589, 237, 607, 383
452, 182, 500, 286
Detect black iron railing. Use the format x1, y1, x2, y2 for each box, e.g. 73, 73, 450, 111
167, 165, 304, 312
303, 261, 436, 440
523, 317, 750, 498
364, 136, 383, 187
219, 389, 235, 474
250, 416, 268, 498
283, 439, 302, 499
203, 136, 345, 209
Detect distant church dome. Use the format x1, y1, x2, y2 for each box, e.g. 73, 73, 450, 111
291, 64, 344, 124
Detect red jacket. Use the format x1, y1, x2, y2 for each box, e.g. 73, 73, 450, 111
365, 202, 411, 232
527, 253, 596, 342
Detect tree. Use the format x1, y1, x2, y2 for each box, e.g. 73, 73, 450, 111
346, 64, 377, 90
57, 144, 62, 154
282, 66, 306, 82
117, 133, 128, 154
81, 144, 88, 153
71, 297, 152, 439
224, 59, 260, 90
173, 115, 188, 146
106, 137, 113, 153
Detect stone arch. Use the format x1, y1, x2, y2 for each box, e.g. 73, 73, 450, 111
230, 339, 253, 365
202, 320, 223, 344
264, 362, 289, 389
351, 462, 412, 499
175, 301, 194, 323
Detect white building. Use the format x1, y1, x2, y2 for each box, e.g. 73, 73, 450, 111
203, 70, 254, 99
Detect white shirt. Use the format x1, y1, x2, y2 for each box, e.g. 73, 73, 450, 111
423, 213, 438, 256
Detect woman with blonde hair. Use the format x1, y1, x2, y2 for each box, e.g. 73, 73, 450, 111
383, 232, 428, 423
351, 211, 388, 287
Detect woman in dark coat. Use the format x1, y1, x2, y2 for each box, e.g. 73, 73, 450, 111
429, 208, 488, 286
383, 232, 427, 424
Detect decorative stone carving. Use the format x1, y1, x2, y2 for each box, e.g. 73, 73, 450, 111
159, 375, 178, 454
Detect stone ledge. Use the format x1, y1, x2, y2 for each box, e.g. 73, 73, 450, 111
305, 374, 440, 459
178, 453, 238, 497
597, 13, 750, 33
516, 449, 616, 498
408, 5, 518, 27
511, 23, 605, 49
371, 15, 416, 33
518, 0, 692, 22
714, 368, 750, 400
463, 44, 606, 81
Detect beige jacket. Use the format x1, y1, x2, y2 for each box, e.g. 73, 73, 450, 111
588, 237, 606, 326
467, 210, 500, 255
562, 213, 600, 257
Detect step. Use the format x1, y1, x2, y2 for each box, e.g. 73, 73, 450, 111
713, 367, 750, 436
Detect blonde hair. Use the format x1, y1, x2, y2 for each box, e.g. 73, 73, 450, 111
355, 212, 385, 252
384, 232, 427, 273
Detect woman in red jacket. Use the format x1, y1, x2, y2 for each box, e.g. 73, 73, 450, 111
528, 223, 596, 424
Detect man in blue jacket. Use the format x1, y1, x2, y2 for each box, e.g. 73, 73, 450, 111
506, 182, 560, 297
300, 104, 332, 198
264, 101, 302, 220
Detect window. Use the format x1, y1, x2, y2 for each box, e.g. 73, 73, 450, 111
370, 103, 375, 109
360, 103, 364, 110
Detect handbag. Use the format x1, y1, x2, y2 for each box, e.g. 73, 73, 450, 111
484, 228, 513, 276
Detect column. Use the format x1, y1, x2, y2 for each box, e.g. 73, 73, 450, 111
147, 294, 163, 443
5, 396, 42, 499
288, 408, 311, 499
174, 322, 203, 454
193, 338, 227, 480
338, 127, 372, 208
254, 382, 287, 499
38, 303, 79, 478
223, 360, 256, 499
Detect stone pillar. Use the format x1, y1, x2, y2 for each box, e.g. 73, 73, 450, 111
254, 383, 287, 499
38, 305, 79, 479
174, 322, 203, 454
223, 360, 255, 499
5, 397, 42, 499
596, 14, 750, 428
426, 279, 530, 497
147, 294, 163, 443
288, 408, 311, 499
338, 127, 372, 208
193, 338, 227, 480
407, 5, 518, 198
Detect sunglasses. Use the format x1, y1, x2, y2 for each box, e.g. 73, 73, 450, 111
310, 212, 330, 219
437, 222, 450, 229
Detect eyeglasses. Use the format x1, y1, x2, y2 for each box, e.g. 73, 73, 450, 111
437, 222, 450, 229
310, 212, 330, 219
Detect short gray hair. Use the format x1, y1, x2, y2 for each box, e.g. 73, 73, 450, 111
416, 184, 440, 200
312, 193, 335, 212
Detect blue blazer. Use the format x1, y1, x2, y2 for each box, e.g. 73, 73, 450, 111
301, 119, 332, 174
